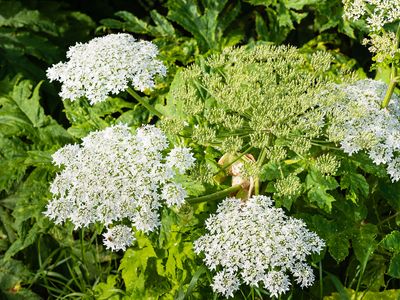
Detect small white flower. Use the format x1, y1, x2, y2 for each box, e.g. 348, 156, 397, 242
103, 225, 135, 251
161, 183, 187, 207
262, 271, 291, 298
211, 270, 240, 298
47, 33, 166, 104
194, 195, 324, 298
166, 147, 196, 174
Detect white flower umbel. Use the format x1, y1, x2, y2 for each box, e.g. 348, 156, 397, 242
327, 79, 400, 181
47, 33, 166, 104
45, 124, 195, 250
343, 0, 400, 31
193, 196, 325, 298
103, 225, 135, 251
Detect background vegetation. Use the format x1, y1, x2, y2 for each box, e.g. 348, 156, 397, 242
0, 0, 398, 299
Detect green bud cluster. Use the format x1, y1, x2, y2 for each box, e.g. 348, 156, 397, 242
314, 154, 341, 176
274, 174, 302, 198
165, 44, 353, 160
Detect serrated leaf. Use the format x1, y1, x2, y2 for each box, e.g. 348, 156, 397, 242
310, 215, 350, 262
149, 10, 176, 37
114, 11, 150, 33
340, 172, 369, 200
381, 231, 400, 253
378, 181, 400, 211
0, 257, 34, 290
63, 97, 140, 138
306, 171, 338, 212
93, 275, 120, 300
119, 234, 156, 293
307, 188, 336, 212
166, 0, 240, 51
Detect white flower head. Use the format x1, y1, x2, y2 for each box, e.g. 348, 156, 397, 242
166, 147, 196, 174
194, 195, 325, 298
327, 79, 400, 181
343, 0, 400, 31
47, 33, 166, 104
45, 124, 195, 251
211, 270, 240, 298
103, 225, 135, 251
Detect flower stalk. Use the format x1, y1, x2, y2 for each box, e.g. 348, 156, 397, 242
186, 185, 242, 204
127, 87, 162, 117
381, 25, 400, 109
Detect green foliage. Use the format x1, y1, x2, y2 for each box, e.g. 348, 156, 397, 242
1, 0, 400, 299
246, 0, 356, 43
0, 1, 94, 81
0, 78, 118, 299
63, 97, 148, 139
325, 288, 400, 300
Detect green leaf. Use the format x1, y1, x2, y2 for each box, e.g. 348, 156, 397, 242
149, 10, 176, 37
63, 97, 141, 139
93, 275, 121, 300
352, 223, 378, 264
378, 181, 400, 211
4, 223, 41, 260
340, 172, 369, 199
306, 171, 338, 212
381, 231, 400, 253
166, 0, 241, 51
388, 253, 400, 279
307, 188, 336, 212
325, 288, 400, 300
119, 234, 157, 294
0, 257, 41, 299
310, 215, 350, 262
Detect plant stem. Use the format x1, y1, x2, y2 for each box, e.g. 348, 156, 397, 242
187, 185, 241, 204
381, 25, 400, 109
126, 87, 162, 117
381, 68, 398, 109
355, 245, 374, 299
254, 149, 267, 196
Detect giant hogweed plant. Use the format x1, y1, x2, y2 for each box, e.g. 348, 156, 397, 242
30, 31, 400, 299
2, 10, 400, 297
39, 33, 328, 299
158, 44, 400, 296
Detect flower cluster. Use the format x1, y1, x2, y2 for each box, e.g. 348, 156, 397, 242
194, 196, 325, 298
343, 0, 400, 31
327, 79, 400, 181
45, 124, 195, 251
363, 32, 400, 63
166, 44, 351, 160
47, 33, 166, 104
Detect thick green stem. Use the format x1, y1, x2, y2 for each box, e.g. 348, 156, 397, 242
127, 87, 162, 117
186, 185, 241, 204
381, 68, 398, 109
254, 149, 267, 196
381, 25, 400, 109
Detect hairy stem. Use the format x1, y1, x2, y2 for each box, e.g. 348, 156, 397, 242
127, 87, 162, 117
187, 185, 241, 204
